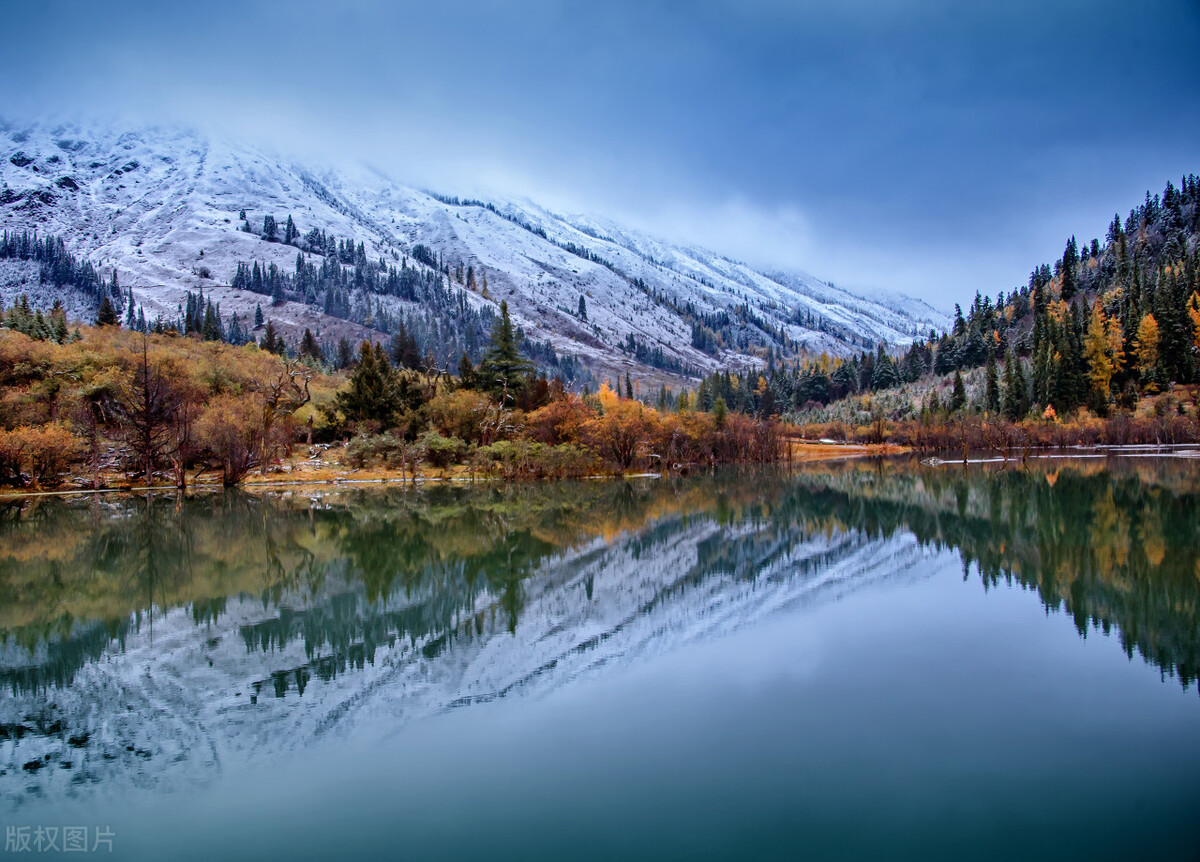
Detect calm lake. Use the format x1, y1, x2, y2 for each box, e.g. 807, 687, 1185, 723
1, 459, 1198, 861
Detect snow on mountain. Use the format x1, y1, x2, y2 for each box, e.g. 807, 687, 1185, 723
0, 119, 949, 380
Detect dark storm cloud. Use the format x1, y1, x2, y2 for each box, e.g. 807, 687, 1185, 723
2, 0, 1197, 306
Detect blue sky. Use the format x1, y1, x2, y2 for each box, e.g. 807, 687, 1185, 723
2, 0, 1198, 307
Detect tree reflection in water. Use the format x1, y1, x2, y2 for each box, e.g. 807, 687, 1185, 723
1, 458, 1197, 699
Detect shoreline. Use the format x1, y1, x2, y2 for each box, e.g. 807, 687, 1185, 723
6, 441, 1197, 501
0, 441, 908, 500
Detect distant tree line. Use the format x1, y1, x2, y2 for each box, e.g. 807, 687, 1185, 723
0, 229, 121, 303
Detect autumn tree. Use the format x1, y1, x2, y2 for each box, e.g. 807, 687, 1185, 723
197, 393, 264, 485
582, 389, 655, 471
255, 359, 311, 474
168, 374, 205, 489
115, 338, 176, 486
425, 389, 492, 443
1083, 301, 1115, 412
0, 424, 82, 487
72, 378, 118, 489
1135, 313, 1160, 391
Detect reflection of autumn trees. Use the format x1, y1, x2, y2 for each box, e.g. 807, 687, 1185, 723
0, 493, 320, 655
4, 460, 1196, 697
784, 459, 1200, 690
0, 478, 771, 692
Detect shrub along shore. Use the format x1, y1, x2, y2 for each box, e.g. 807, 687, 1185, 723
0, 305, 783, 493
1, 299, 1194, 496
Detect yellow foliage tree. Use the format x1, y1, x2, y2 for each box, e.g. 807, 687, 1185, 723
1083, 301, 1114, 403
1134, 313, 1159, 389
0, 423, 83, 487
426, 389, 493, 444
196, 393, 266, 485
580, 399, 657, 471
1105, 312, 1125, 377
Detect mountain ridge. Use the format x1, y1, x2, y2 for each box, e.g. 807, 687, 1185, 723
0, 119, 949, 383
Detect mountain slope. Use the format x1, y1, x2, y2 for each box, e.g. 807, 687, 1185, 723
0, 119, 948, 382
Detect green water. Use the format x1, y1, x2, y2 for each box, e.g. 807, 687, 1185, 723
0, 459, 1198, 860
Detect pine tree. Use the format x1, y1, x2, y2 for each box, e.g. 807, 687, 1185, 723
950, 370, 967, 412
479, 301, 531, 401
50, 302, 68, 343
260, 320, 280, 354
284, 214, 298, 245
1060, 236, 1079, 300
299, 328, 324, 363
227, 314, 244, 346
336, 337, 354, 370
457, 351, 476, 388
254, 303, 264, 328
872, 345, 900, 389
334, 341, 399, 429
202, 301, 220, 341
578, 294, 588, 322
712, 396, 728, 428
390, 322, 421, 370
262, 215, 278, 242
96, 295, 119, 326
984, 349, 1000, 414
1001, 350, 1022, 420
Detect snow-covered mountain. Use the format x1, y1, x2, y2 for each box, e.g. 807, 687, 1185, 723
0, 119, 948, 381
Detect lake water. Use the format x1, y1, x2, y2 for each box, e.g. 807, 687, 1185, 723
1, 459, 1198, 861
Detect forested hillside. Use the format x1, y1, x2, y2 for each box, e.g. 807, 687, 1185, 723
698, 175, 1200, 425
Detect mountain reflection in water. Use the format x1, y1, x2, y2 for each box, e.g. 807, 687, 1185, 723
0, 459, 1197, 803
